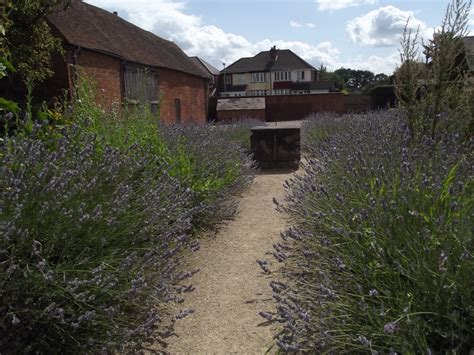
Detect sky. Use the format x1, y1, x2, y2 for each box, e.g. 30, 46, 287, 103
84, 0, 473, 75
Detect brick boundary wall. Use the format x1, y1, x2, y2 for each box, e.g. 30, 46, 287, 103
265, 93, 374, 121
217, 109, 266, 122
215, 93, 375, 122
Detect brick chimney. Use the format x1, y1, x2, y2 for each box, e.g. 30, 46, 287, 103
269, 46, 278, 61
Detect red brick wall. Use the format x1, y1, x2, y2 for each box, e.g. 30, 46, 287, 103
70, 48, 123, 110
158, 68, 207, 124
46, 47, 207, 122
217, 109, 266, 122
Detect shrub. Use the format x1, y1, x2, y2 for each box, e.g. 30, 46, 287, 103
0, 124, 199, 352
0, 111, 257, 352
70, 72, 257, 222
395, 0, 472, 140
158, 121, 257, 228
0, 60, 258, 351
270, 111, 473, 353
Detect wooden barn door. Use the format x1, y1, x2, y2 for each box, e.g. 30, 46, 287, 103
123, 64, 158, 112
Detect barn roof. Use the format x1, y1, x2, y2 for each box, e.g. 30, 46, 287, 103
48, 0, 208, 79
190, 57, 220, 76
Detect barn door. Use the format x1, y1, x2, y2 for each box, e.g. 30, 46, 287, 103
123, 65, 158, 112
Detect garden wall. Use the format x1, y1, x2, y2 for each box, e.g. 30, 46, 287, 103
265, 93, 374, 121
215, 93, 375, 122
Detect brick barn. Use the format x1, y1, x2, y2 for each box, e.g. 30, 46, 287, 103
47, 0, 209, 123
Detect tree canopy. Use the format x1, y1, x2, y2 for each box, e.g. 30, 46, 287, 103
5, 0, 71, 89
319, 64, 391, 92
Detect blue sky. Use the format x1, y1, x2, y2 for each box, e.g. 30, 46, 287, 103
85, 0, 472, 74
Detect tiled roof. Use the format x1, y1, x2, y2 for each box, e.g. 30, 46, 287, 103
191, 57, 220, 76
222, 49, 316, 74
48, 0, 208, 78
217, 98, 265, 111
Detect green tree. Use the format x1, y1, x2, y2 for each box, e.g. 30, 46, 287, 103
363, 73, 392, 94
318, 64, 345, 90
374, 73, 389, 83
335, 68, 376, 90
0, 0, 20, 119
4, 0, 70, 114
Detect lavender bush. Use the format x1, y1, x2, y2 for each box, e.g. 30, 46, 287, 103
0, 115, 256, 352
70, 73, 257, 225
0, 124, 193, 352
158, 121, 257, 228
270, 111, 473, 353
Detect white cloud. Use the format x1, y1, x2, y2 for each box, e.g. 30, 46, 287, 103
290, 21, 302, 28
315, 0, 377, 12
347, 6, 432, 47
85, 0, 398, 74
290, 21, 316, 29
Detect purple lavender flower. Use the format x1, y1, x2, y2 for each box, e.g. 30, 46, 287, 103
384, 321, 397, 334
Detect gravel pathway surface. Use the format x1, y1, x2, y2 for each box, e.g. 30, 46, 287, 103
166, 171, 291, 354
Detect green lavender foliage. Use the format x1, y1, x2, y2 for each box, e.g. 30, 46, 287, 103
0, 115, 256, 351
270, 111, 473, 353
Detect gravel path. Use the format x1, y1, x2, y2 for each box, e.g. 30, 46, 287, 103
166, 171, 291, 354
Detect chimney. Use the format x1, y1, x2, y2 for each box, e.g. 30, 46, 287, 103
269, 46, 278, 61
113, 11, 118, 16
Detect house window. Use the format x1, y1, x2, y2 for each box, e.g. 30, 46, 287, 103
298, 71, 305, 80
251, 72, 265, 83
236, 74, 245, 83
274, 71, 291, 81
124, 65, 158, 110
224, 75, 231, 84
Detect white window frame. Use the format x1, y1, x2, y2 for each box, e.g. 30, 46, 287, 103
298, 71, 305, 80
274, 71, 291, 82
251, 72, 265, 83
